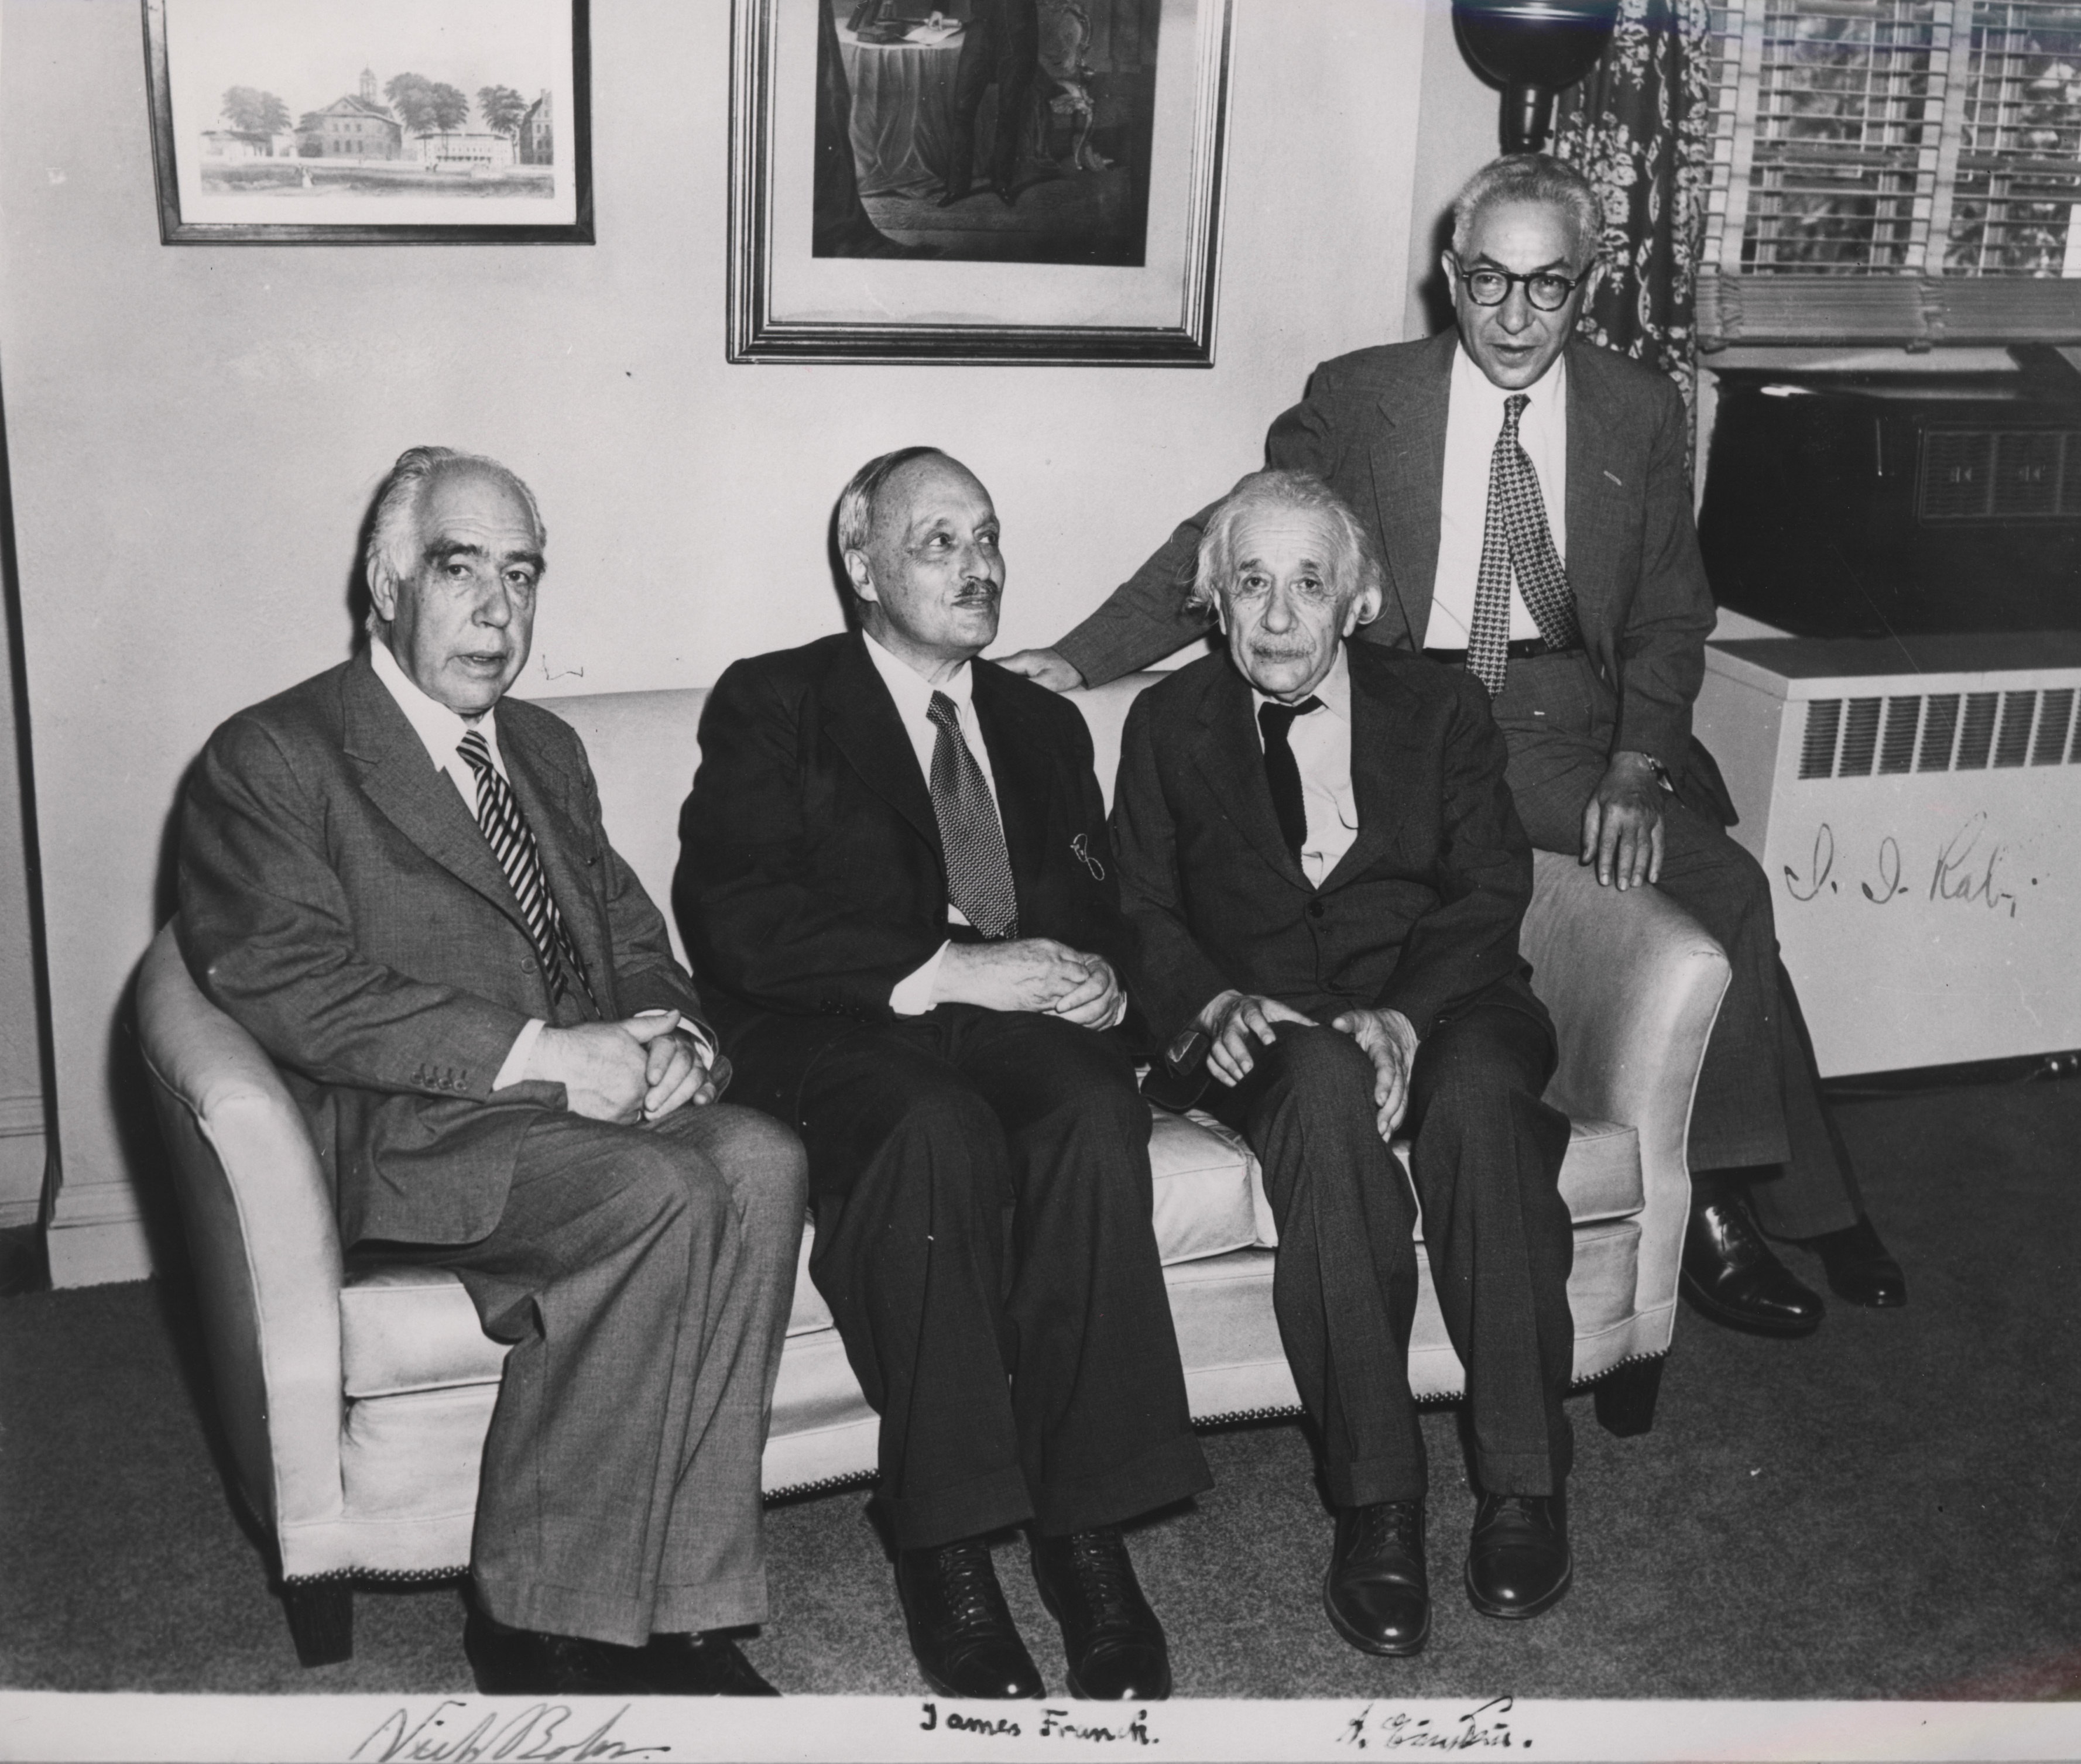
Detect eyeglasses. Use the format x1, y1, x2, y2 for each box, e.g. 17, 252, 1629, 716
1451, 257, 1588, 313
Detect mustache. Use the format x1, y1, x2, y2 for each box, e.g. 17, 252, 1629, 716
951, 583, 1001, 605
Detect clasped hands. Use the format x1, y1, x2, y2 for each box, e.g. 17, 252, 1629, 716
935, 936, 1123, 1027
1197, 990, 1420, 1141
526, 1011, 719, 1125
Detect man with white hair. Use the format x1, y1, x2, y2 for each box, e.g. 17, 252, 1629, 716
179, 446, 807, 1696
1112, 467, 1573, 1652
1005, 152, 1905, 1343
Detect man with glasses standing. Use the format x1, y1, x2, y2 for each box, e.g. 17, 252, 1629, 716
1002, 153, 1905, 1347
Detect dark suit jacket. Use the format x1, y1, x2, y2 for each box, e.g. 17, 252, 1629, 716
1110, 643, 1551, 1049
1055, 331, 1719, 783
676, 631, 1130, 1049
177, 651, 705, 1250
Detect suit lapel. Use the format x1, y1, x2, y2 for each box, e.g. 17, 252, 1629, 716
500, 722, 614, 998
341, 655, 528, 930
1320, 648, 1415, 892
1365, 330, 1455, 647
1563, 342, 1624, 640
972, 665, 1054, 898
822, 632, 942, 860
1192, 664, 1310, 893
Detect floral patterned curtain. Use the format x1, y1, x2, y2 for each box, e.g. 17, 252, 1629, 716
1551, 0, 1715, 428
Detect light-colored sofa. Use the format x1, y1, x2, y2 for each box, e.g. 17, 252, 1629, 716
136, 672, 1729, 1666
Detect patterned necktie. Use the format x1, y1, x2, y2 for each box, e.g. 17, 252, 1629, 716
1258, 696, 1323, 867
455, 729, 594, 1011
925, 691, 1019, 940
1467, 391, 1583, 696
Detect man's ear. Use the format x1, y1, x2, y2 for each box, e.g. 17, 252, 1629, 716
367, 561, 400, 625
1345, 587, 1383, 634
843, 548, 878, 605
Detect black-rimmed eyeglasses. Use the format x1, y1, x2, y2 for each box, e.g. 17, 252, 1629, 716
1451, 256, 1588, 312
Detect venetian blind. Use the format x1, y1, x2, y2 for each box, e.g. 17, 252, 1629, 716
1699, 0, 2081, 344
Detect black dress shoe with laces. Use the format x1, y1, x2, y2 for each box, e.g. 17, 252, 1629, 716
896, 1537, 1047, 1699
642, 1631, 780, 1695
1323, 1499, 1429, 1656
1029, 1526, 1171, 1700
1465, 1491, 1572, 1620
464, 1609, 657, 1696
1808, 1214, 1907, 1308
1681, 1193, 1825, 1337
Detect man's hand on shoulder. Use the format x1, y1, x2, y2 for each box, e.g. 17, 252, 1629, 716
935, 938, 1120, 1023
995, 648, 1086, 694
1329, 1006, 1420, 1140
1198, 990, 1315, 1087
527, 1012, 716, 1124
1581, 751, 1667, 891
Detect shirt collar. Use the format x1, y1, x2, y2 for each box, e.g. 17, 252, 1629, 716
1451, 336, 1568, 421
862, 626, 974, 720
368, 634, 500, 772
1251, 641, 1351, 723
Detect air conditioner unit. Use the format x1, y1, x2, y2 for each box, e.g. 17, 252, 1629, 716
1693, 631, 2081, 1076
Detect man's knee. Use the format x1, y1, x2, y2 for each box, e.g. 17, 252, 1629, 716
694, 1104, 810, 1219
1411, 1013, 1549, 1130
1261, 1024, 1377, 1114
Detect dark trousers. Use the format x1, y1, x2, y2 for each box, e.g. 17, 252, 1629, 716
400, 1103, 807, 1646
1489, 651, 1860, 1238
943, 0, 1040, 197
729, 1004, 1211, 1549
1208, 1010, 1574, 1507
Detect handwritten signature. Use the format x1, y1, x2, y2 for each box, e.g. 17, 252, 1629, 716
1336, 1696, 1522, 1751
918, 1700, 1158, 1744
1781, 814, 2022, 919
351, 1701, 666, 1763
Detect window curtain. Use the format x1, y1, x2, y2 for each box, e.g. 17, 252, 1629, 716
1551, 0, 1715, 426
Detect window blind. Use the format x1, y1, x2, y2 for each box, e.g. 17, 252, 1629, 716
1701, 0, 2081, 344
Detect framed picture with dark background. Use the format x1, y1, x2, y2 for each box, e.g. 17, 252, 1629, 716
143, 0, 593, 245
730, 0, 1233, 363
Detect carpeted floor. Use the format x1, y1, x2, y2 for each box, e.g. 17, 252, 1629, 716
2, 1078, 2077, 1700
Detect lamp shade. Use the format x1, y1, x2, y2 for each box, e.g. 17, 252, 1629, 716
1452, 0, 1621, 152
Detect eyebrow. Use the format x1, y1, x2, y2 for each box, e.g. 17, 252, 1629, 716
1466, 253, 1575, 276
423, 538, 544, 572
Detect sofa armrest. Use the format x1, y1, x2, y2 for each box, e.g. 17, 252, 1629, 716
1521, 852, 1730, 1333
136, 924, 347, 1552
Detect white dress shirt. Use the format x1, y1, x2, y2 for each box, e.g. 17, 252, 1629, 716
863, 632, 1123, 1027
1424, 342, 1569, 650
1252, 644, 1360, 888
368, 637, 711, 1090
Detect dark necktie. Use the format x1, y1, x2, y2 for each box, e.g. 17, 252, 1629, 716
925, 691, 1019, 940
1258, 696, 1323, 867
455, 729, 594, 1011
1468, 391, 1583, 696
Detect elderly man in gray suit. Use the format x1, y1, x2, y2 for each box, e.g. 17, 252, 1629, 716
177, 447, 807, 1697
1003, 153, 1904, 1344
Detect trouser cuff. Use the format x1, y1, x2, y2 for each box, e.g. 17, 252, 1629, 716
883, 1464, 1034, 1552
472, 1568, 768, 1649
1030, 1435, 1213, 1538
1473, 1448, 1566, 1499
1325, 1456, 1427, 1509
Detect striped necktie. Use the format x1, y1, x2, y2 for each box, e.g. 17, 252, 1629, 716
1467, 392, 1583, 695
925, 691, 1019, 940
455, 728, 593, 1011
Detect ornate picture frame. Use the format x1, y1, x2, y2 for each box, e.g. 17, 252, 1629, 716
729, 0, 1234, 364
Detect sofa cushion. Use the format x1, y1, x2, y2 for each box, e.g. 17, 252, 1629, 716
341, 1267, 510, 1400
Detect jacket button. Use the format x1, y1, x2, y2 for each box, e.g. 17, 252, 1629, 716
1307, 900, 1326, 919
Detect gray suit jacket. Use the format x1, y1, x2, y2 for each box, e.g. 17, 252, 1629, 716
177, 650, 705, 1250
1054, 330, 1719, 781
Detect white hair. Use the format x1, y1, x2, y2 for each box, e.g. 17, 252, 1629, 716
1189, 469, 1383, 617
364, 446, 544, 631
1449, 153, 1603, 269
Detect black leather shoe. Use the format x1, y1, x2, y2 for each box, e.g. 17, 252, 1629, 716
1681, 1193, 1825, 1337
896, 1538, 1046, 1699
1809, 1215, 1907, 1308
1030, 1527, 1171, 1700
1324, 1500, 1429, 1656
643, 1631, 779, 1695
1465, 1491, 1572, 1620
464, 1609, 655, 1696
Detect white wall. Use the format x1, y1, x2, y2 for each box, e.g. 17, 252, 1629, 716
0, 0, 1505, 1283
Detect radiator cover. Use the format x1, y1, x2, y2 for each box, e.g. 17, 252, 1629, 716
1694, 632, 2081, 1076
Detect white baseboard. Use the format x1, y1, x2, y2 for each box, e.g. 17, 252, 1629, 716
47, 1213, 154, 1288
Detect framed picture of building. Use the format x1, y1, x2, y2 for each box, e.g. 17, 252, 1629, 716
729, 0, 1234, 363
142, 0, 592, 244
